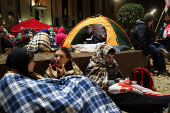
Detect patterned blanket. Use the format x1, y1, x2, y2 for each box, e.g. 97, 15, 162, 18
0, 74, 121, 113
25, 32, 53, 52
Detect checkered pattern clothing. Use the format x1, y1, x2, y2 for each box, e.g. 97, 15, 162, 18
86, 44, 120, 92
44, 58, 84, 79
26, 32, 53, 52
13, 33, 30, 48
49, 33, 57, 49
0, 73, 121, 113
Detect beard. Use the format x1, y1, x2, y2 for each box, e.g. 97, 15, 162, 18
105, 60, 112, 66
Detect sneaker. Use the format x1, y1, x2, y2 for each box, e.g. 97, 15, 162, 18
158, 48, 170, 59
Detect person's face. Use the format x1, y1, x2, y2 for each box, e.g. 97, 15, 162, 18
105, 53, 114, 65
28, 58, 35, 72
86, 28, 92, 34
148, 20, 153, 26
54, 50, 69, 67
0, 26, 4, 33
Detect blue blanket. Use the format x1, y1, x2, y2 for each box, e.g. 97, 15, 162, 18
0, 74, 121, 113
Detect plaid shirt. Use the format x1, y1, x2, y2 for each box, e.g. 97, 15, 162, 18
0, 73, 121, 113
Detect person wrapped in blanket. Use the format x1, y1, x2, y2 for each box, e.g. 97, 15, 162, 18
44, 47, 84, 79
0, 25, 14, 53
0, 48, 122, 113
25, 31, 54, 53
86, 44, 170, 113
13, 27, 30, 48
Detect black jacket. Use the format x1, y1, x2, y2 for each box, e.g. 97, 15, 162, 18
80, 30, 97, 44
131, 19, 155, 55
0, 34, 13, 53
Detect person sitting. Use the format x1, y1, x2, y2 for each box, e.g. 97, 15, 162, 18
48, 27, 58, 50
131, 13, 170, 75
0, 48, 122, 113
55, 27, 67, 48
0, 25, 13, 53
86, 44, 170, 113
97, 26, 107, 43
44, 47, 83, 79
13, 27, 30, 48
24, 32, 54, 53
81, 25, 97, 44
7, 30, 15, 42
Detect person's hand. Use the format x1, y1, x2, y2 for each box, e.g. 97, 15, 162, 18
101, 34, 106, 38
115, 78, 121, 81
84, 42, 88, 44
49, 64, 58, 78
145, 56, 150, 60
57, 64, 66, 76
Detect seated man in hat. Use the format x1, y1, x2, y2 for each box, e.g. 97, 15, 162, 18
81, 25, 98, 44
131, 13, 170, 75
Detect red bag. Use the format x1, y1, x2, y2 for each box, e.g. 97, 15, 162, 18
132, 68, 155, 91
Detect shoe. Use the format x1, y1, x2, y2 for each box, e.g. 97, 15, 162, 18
158, 48, 170, 59
159, 70, 170, 76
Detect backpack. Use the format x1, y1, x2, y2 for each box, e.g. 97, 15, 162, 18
132, 68, 155, 91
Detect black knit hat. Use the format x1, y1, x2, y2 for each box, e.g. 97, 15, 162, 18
143, 13, 154, 23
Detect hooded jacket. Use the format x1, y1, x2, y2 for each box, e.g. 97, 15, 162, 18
55, 27, 67, 48
131, 19, 154, 55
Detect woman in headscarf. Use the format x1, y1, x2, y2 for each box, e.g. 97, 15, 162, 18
44, 47, 83, 78
0, 48, 121, 113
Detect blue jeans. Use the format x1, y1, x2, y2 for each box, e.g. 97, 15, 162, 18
147, 43, 166, 74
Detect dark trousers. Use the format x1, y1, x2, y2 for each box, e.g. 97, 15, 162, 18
147, 43, 166, 74
108, 92, 170, 113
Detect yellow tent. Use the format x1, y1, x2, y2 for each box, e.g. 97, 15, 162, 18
63, 15, 131, 48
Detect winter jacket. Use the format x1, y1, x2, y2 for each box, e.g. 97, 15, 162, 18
131, 19, 155, 55
81, 30, 97, 44
55, 27, 67, 48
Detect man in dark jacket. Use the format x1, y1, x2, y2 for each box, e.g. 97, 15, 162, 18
131, 13, 170, 74
81, 25, 97, 44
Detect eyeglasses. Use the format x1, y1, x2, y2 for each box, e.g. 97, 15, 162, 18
87, 29, 92, 32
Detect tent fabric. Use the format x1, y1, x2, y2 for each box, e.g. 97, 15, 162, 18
63, 15, 131, 48
9, 18, 58, 33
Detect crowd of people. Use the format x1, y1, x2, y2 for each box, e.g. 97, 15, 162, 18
0, 24, 108, 54
0, 26, 68, 53
1, 12, 170, 112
